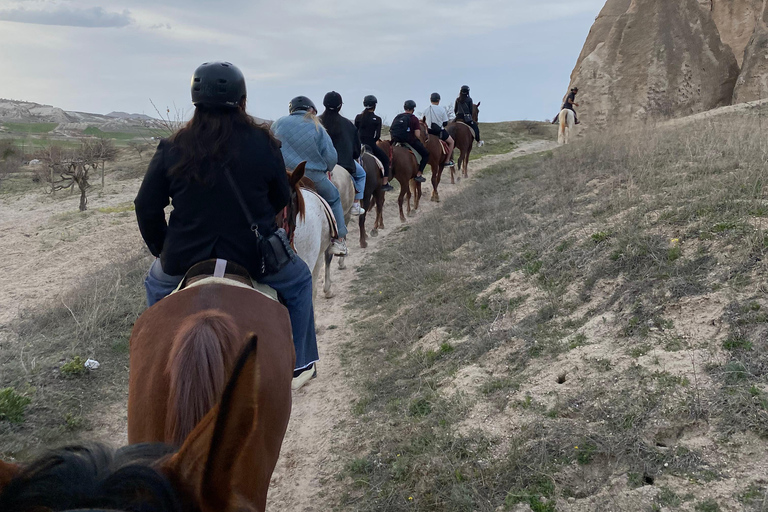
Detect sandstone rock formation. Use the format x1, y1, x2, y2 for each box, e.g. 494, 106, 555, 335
569, 0, 768, 128
734, 2, 768, 102
568, 0, 739, 128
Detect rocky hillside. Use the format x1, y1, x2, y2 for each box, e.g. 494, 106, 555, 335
0, 99, 162, 132
571, 0, 768, 128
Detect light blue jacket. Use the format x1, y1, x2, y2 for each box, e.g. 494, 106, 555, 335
271, 111, 338, 173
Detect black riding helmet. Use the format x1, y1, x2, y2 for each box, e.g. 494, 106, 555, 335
323, 91, 343, 111
571, 87, 579, 93
363, 95, 378, 108
289, 96, 316, 113
460, 85, 470, 94
403, 100, 416, 111
430, 92, 440, 103
191, 61, 246, 108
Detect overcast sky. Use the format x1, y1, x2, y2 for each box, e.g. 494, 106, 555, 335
0, 0, 605, 123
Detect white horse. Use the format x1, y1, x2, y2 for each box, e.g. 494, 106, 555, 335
293, 166, 354, 300
558, 109, 576, 145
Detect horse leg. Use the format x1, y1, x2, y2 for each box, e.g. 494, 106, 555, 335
398, 185, 407, 222
323, 247, 335, 298
431, 164, 440, 202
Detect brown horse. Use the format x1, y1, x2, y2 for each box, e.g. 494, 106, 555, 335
0, 338, 281, 512
418, 118, 454, 203
377, 140, 422, 222
446, 101, 481, 183
127, 276, 294, 510
359, 149, 386, 247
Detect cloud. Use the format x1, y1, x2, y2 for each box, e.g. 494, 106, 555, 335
0, 6, 133, 27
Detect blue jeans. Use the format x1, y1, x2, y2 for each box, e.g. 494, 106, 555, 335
144, 258, 318, 371
353, 162, 367, 201
305, 169, 348, 238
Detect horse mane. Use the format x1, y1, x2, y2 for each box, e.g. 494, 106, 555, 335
298, 176, 315, 191
0, 443, 183, 511
166, 311, 240, 446
285, 170, 306, 220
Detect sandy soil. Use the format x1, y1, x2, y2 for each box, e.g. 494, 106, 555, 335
267, 140, 558, 511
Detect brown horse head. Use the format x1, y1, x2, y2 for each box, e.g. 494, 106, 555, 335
162, 335, 262, 511
285, 161, 307, 237
472, 102, 480, 123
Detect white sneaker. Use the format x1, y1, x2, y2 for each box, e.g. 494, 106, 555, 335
351, 204, 365, 216
477, 140, 485, 147
292, 363, 317, 391
331, 239, 348, 256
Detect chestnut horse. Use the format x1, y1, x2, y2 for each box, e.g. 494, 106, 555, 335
418, 119, 453, 203
377, 140, 422, 222
358, 149, 386, 248
446, 102, 480, 183
0, 338, 281, 512
127, 280, 294, 511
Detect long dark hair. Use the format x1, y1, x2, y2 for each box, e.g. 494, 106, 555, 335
169, 100, 275, 184
318, 109, 343, 140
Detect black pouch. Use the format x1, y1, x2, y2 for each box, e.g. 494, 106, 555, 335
261, 228, 294, 275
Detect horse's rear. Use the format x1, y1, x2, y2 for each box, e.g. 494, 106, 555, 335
294, 189, 333, 300
446, 122, 473, 182
378, 140, 421, 222
128, 283, 294, 510
359, 151, 385, 247
558, 109, 575, 145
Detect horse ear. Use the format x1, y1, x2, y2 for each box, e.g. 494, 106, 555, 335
476, 102, 481, 107
161, 336, 260, 512
0, 460, 20, 493
290, 161, 306, 187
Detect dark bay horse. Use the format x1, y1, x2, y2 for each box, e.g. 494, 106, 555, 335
359, 149, 386, 247
0, 338, 278, 512
377, 140, 422, 222
127, 277, 294, 509
446, 102, 480, 183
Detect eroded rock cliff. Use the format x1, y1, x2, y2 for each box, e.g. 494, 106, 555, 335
569, 0, 739, 128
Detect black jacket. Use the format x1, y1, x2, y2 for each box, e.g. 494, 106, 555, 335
319, 110, 360, 173
454, 95, 474, 118
354, 110, 382, 144
134, 127, 290, 278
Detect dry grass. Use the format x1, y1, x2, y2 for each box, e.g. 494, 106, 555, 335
340, 116, 768, 510
0, 253, 151, 459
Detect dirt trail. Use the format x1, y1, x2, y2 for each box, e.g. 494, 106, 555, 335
267, 139, 557, 511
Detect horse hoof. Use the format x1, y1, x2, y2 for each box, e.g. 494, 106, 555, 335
338, 261, 347, 270
360, 240, 368, 249
407, 211, 416, 217
371, 229, 378, 237
324, 291, 336, 299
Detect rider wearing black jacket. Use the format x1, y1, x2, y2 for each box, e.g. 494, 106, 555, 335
355, 95, 394, 191
454, 85, 483, 146
319, 98, 360, 174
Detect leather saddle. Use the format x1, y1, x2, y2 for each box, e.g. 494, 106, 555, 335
180, 259, 254, 289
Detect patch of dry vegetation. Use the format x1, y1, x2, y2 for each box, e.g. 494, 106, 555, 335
341, 117, 768, 510
0, 253, 150, 459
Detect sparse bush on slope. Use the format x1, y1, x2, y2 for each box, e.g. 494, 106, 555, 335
341, 116, 768, 511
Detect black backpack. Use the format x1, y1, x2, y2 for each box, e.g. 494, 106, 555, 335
390, 113, 411, 141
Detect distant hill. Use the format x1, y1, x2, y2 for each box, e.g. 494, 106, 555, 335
0, 99, 164, 132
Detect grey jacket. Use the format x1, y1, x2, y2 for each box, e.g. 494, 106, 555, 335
271, 111, 338, 173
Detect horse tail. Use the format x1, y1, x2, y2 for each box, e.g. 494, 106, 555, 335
165, 310, 240, 445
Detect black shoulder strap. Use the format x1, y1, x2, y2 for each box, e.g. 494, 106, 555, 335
222, 166, 261, 237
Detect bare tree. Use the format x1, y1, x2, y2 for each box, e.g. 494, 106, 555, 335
127, 141, 151, 160
0, 141, 20, 184
40, 138, 117, 211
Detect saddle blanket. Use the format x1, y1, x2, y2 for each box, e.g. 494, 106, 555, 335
394, 142, 422, 166
361, 149, 385, 178
301, 186, 339, 240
